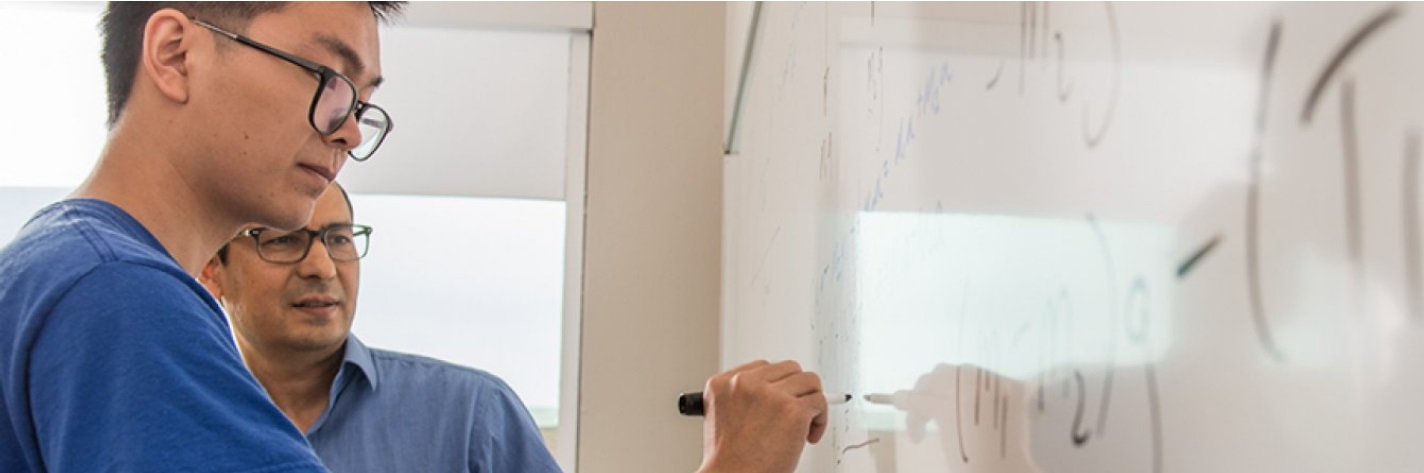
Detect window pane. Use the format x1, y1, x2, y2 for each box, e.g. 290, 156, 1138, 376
0, 3, 106, 187
338, 26, 573, 200
347, 193, 566, 427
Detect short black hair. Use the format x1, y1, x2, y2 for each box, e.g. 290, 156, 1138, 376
100, 1, 405, 128
216, 181, 356, 264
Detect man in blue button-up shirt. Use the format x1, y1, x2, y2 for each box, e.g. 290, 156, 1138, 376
200, 183, 562, 473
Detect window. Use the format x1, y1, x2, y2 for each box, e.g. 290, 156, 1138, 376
0, 3, 107, 189
347, 194, 566, 429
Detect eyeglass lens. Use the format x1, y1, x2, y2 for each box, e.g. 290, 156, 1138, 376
314, 74, 355, 135
350, 106, 390, 160
256, 226, 369, 262
313, 73, 388, 160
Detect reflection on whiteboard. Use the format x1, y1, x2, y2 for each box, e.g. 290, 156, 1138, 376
853, 212, 1169, 472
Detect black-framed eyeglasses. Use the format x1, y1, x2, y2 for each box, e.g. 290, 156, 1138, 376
240, 224, 373, 264
190, 17, 392, 161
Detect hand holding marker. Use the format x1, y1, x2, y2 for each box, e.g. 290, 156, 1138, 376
677, 383, 919, 417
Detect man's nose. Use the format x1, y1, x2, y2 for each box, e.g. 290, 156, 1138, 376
296, 238, 339, 279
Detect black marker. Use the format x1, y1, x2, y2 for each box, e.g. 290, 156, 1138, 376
677, 391, 852, 416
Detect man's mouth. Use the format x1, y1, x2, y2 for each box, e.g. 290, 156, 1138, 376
299, 164, 336, 183
291, 297, 339, 308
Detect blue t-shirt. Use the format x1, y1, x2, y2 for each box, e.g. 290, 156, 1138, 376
0, 199, 328, 472
308, 335, 562, 473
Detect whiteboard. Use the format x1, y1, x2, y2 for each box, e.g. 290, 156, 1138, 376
722, 2, 1424, 472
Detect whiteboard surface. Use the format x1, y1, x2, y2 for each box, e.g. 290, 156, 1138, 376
722, 2, 1424, 472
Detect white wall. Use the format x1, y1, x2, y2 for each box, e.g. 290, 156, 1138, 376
578, 3, 726, 472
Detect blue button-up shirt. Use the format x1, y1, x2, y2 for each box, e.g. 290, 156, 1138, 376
305, 335, 562, 473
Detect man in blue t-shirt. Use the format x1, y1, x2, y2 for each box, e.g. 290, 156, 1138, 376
0, 2, 403, 472
199, 183, 563, 472
0, 2, 829, 472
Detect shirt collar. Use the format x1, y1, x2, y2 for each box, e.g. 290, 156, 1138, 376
337, 333, 380, 391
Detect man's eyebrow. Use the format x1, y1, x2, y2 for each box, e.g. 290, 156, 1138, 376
314, 33, 383, 89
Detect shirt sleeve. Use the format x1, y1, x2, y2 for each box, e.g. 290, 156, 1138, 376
468, 375, 563, 473
27, 263, 328, 473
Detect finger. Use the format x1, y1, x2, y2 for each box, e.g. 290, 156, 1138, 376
802, 389, 830, 444
741, 359, 805, 384
732, 359, 772, 371
725, 359, 772, 376
706, 359, 772, 393
774, 371, 824, 398
807, 408, 829, 444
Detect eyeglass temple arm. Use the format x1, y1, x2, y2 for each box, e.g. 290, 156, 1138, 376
189, 17, 326, 76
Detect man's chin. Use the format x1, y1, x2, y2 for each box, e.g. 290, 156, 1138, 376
284, 334, 348, 354
257, 197, 318, 232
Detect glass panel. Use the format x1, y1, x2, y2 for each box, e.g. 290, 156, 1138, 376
0, 3, 106, 187
348, 193, 565, 427
337, 26, 572, 200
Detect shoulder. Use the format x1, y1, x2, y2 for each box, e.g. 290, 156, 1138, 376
59, 261, 217, 318
36, 261, 234, 367
0, 199, 181, 294
368, 348, 515, 392
364, 349, 559, 469
363, 347, 539, 416
0, 200, 219, 349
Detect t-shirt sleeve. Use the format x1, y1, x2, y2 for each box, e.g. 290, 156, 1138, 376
468, 376, 563, 473
27, 263, 328, 473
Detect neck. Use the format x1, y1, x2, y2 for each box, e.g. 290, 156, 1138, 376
74, 130, 241, 276
240, 339, 345, 433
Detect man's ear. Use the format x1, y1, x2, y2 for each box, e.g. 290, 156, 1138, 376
139, 9, 197, 105
199, 256, 225, 301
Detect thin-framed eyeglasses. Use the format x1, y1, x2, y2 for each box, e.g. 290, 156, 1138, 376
240, 224, 373, 264
189, 17, 392, 161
